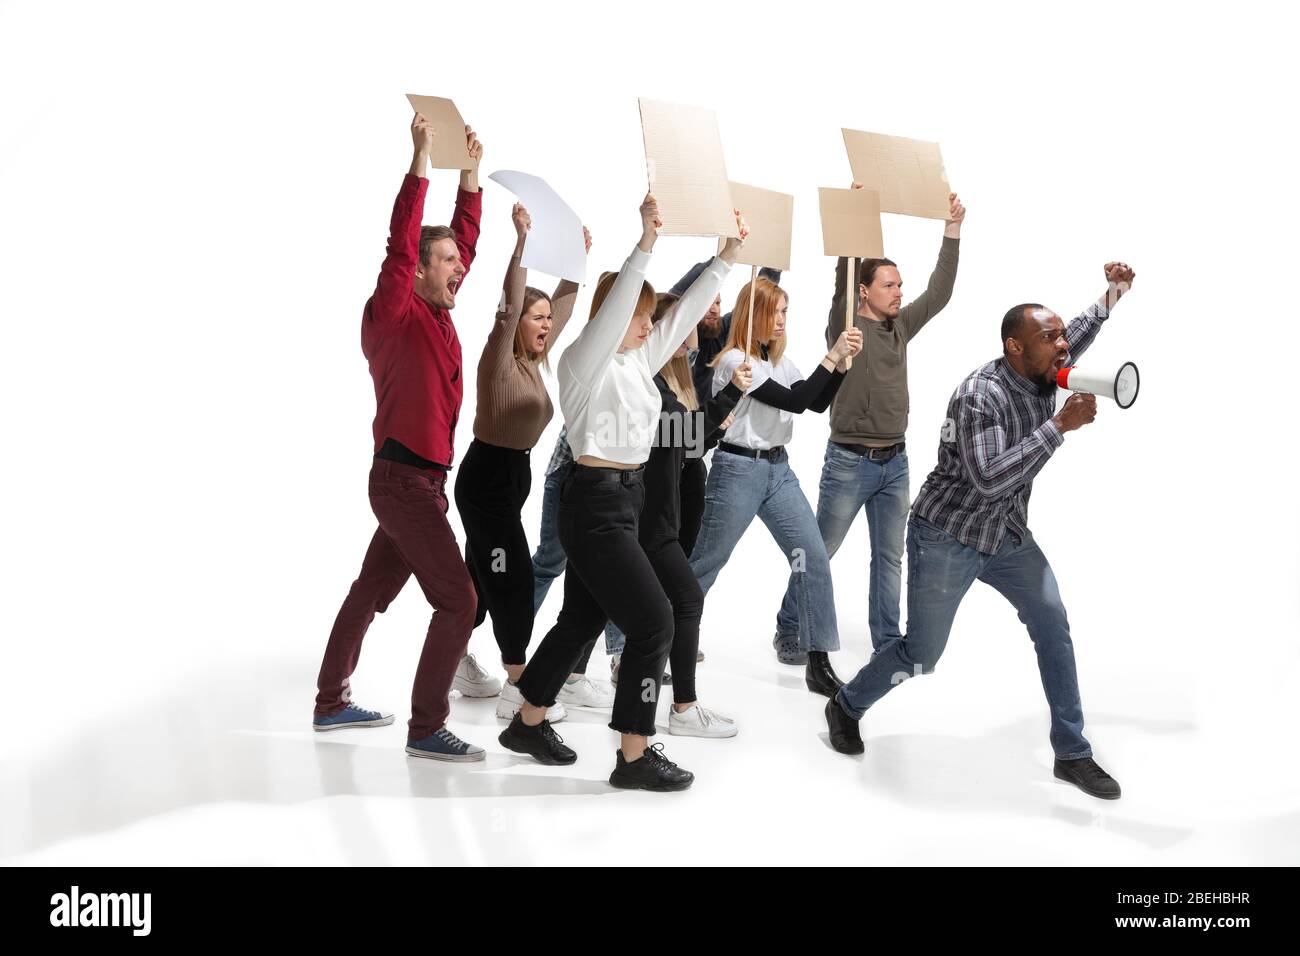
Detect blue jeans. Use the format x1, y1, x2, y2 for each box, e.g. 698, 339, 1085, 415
776, 441, 908, 652
689, 449, 840, 652
837, 516, 1092, 759
531, 462, 569, 616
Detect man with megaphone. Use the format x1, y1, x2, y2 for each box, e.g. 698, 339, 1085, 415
823, 261, 1136, 801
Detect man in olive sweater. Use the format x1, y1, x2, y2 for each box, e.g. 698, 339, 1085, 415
772, 187, 965, 666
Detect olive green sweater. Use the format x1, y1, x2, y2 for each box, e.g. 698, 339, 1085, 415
823, 236, 959, 445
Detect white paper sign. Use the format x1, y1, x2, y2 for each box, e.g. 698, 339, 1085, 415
487, 170, 587, 284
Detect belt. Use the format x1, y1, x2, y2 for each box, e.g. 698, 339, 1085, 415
375, 437, 450, 472
570, 462, 645, 487
718, 441, 786, 461
833, 440, 905, 463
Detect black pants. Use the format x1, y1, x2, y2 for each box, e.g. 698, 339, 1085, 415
680, 456, 707, 558
519, 465, 672, 736
569, 455, 710, 676
453, 439, 534, 665
640, 541, 703, 703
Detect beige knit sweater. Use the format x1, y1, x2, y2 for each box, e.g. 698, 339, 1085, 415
471, 254, 577, 449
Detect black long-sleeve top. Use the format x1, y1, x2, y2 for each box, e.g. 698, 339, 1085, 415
641, 374, 743, 548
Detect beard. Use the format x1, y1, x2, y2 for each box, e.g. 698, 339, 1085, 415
1035, 369, 1058, 397
698, 318, 722, 340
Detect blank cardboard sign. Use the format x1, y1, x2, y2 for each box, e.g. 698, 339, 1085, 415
405, 94, 475, 170
714, 181, 794, 271
841, 129, 950, 220
818, 187, 884, 258
638, 97, 738, 238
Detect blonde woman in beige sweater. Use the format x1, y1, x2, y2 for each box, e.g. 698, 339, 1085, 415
453, 203, 593, 717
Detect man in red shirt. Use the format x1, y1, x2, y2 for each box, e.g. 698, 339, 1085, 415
313, 112, 487, 761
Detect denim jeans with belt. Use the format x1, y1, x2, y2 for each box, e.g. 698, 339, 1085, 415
836, 516, 1092, 759
689, 447, 840, 652
776, 440, 909, 652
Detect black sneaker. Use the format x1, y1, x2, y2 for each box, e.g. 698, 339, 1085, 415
608, 743, 694, 792
805, 650, 844, 698
824, 697, 864, 755
1053, 756, 1121, 800
498, 714, 577, 766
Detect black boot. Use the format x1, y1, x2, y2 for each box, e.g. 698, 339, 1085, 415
824, 697, 864, 755
608, 743, 694, 792
498, 714, 577, 765
1053, 757, 1121, 800
805, 650, 844, 698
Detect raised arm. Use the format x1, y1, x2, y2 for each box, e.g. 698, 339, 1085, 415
897, 192, 964, 341
447, 123, 483, 285
482, 204, 530, 378
825, 255, 852, 350
369, 114, 433, 328
645, 209, 746, 370
1066, 261, 1136, 364
542, 226, 591, 359
559, 196, 660, 391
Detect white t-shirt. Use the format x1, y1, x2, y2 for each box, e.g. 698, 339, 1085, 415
712, 348, 802, 450
558, 247, 731, 464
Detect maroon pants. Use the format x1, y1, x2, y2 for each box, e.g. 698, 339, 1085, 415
315, 459, 477, 741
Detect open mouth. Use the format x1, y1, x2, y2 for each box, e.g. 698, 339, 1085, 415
448, 278, 460, 296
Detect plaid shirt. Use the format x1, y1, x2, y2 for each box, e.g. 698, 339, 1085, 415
544, 425, 573, 477
912, 302, 1109, 554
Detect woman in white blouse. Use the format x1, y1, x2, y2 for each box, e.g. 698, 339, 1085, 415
500, 193, 745, 792
689, 277, 862, 698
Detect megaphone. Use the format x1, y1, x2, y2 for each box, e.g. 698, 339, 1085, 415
1056, 361, 1140, 409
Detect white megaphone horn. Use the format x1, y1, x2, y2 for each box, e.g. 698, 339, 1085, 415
1056, 361, 1140, 409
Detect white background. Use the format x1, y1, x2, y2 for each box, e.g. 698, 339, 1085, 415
1, 0, 1295, 865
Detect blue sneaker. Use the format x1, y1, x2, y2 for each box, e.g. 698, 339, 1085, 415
406, 726, 486, 762
312, 703, 395, 732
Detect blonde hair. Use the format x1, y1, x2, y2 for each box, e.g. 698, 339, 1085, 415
588, 271, 656, 322
709, 278, 788, 367
651, 293, 698, 412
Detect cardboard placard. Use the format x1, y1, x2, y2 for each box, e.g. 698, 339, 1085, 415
818, 187, 884, 258
488, 170, 586, 283
638, 97, 738, 238
714, 181, 794, 271
405, 94, 475, 170
841, 128, 950, 220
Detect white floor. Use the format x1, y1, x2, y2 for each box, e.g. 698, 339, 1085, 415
5, 578, 1297, 866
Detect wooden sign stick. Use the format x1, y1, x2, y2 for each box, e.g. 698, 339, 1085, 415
844, 257, 857, 370
744, 265, 757, 361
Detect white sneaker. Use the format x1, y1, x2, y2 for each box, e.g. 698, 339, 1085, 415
452, 653, 502, 698
495, 679, 567, 723
669, 704, 738, 738
556, 674, 616, 710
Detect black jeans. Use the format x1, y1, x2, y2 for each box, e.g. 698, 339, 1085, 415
519, 465, 673, 736
679, 457, 707, 559
453, 439, 535, 665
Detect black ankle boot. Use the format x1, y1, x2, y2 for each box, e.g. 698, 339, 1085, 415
824, 697, 864, 755
805, 651, 844, 698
